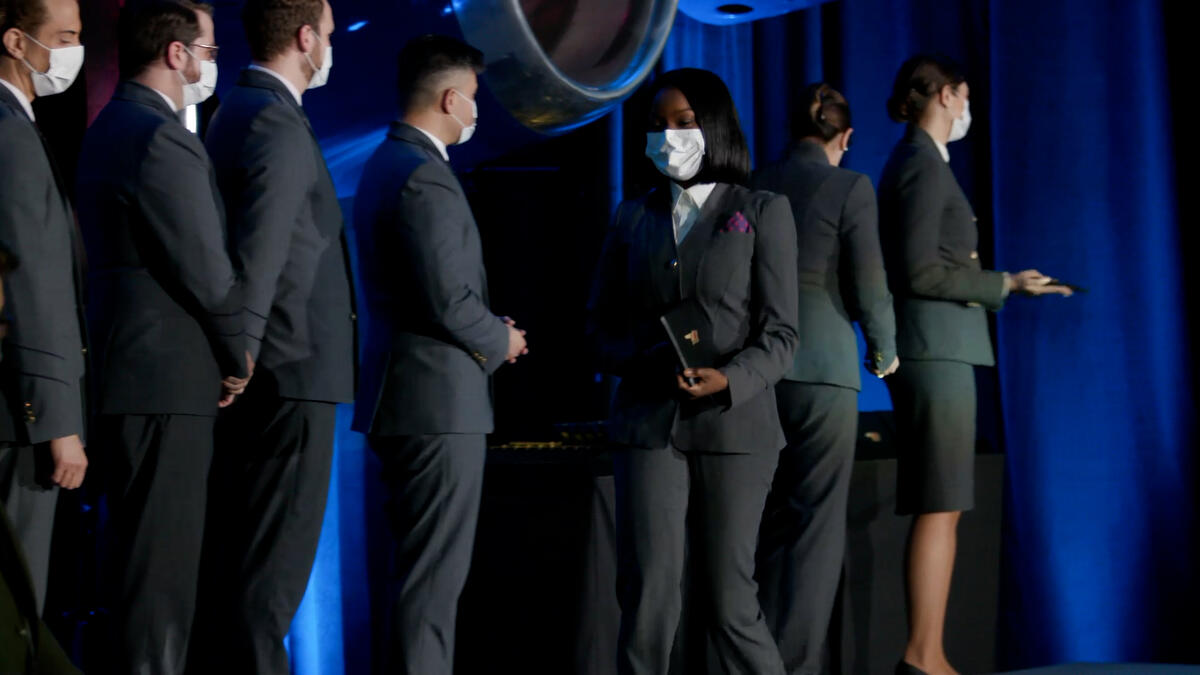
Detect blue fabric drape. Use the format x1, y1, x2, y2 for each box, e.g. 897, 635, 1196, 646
989, 1, 1195, 665
285, 1, 1195, 671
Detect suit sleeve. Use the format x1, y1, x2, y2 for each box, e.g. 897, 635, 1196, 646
841, 175, 897, 367
585, 202, 639, 376
0, 118, 84, 444
209, 106, 311, 362
893, 153, 1006, 309
721, 194, 800, 408
138, 121, 246, 377
397, 162, 508, 373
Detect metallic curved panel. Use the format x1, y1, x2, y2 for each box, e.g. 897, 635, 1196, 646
455, 0, 679, 134
678, 0, 835, 25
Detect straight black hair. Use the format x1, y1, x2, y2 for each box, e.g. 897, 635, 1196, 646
647, 68, 750, 186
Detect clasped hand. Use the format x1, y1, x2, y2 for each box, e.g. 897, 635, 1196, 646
677, 368, 728, 399
219, 351, 256, 408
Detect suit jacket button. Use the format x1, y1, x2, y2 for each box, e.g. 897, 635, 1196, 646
81, 347, 88, 354
969, 251, 979, 260
350, 312, 357, 321
667, 259, 679, 271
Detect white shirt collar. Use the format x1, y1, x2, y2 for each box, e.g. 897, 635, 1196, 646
935, 140, 950, 163
668, 182, 716, 244
412, 125, 450, 161
248, 64, 303, 106
0, 77, 35, 122
670, 182, 716, 210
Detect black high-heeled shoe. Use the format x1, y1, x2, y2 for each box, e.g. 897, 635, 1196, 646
894, 661, 929, 675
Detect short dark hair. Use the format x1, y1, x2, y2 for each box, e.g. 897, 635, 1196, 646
886, 53, 966, 123
118, 0, 212, 80
241, 0, 322, 62
0, 0, 48, 60
793, 82, 851, 143
647, 68, 750, 186
395, 34, 484, 114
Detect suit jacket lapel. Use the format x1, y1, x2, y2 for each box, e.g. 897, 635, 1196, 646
1, 89, 90, 327
640, 189, 680, 307
677, 183, 731, 299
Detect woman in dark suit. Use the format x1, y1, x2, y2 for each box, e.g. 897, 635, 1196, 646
586, 68, 799, 675
878, 55, 1072, 675
752, 83, 897, 675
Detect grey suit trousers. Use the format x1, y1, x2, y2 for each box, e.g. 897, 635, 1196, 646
0, 443, 57, 614
614, 445, 784, 675
188, 392, 336, 675
370, 433, 486, 675
757, 382, 858, 675
98, 413, 214, 675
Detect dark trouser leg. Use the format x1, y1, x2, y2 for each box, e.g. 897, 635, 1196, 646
373, 433, 485, 675
692, 450, 785, 675
193, 394, 336, 674
758, 383, 858, 675
613, 445, 689, 675
99, 413, 213, 675
0, 443, 57, 614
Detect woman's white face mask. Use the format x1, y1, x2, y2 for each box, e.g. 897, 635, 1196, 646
948, 95, 971, 143
645, 128, 706, 181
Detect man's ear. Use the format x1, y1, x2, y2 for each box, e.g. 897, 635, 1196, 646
297, 24, 315, 55
1, 28, 27, 61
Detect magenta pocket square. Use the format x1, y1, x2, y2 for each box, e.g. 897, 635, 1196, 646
720, 211, 753, 234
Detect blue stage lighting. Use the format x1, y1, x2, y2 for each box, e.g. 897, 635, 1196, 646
679, 0, 837, 24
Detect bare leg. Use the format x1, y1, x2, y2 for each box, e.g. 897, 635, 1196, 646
902, 511, 961, 675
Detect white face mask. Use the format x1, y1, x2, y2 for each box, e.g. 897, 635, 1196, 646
645, 128, 705, 182
303, 31, 332, 90
20, 32, 84, 97
949, 98, 971, 143
449, 88, 477, 145
179, 46, 217, 107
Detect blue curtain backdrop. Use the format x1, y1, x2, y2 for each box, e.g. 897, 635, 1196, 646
282, 0, 1195, 671
989, 1, 1195, 665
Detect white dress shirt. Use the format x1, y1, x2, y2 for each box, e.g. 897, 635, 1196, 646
669, 181, 717, 245
935, 140, 950, 163
248, 64, 303, 106
412, 125, 450, 161
0, 77, 35, 121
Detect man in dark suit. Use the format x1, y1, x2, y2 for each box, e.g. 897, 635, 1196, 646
0, 248, 81, 675
751, 84, 897, 675
353, 34, 528, 675
0, 0, 87, 615
75, 1, 248, 671
191, 0, 353, 671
